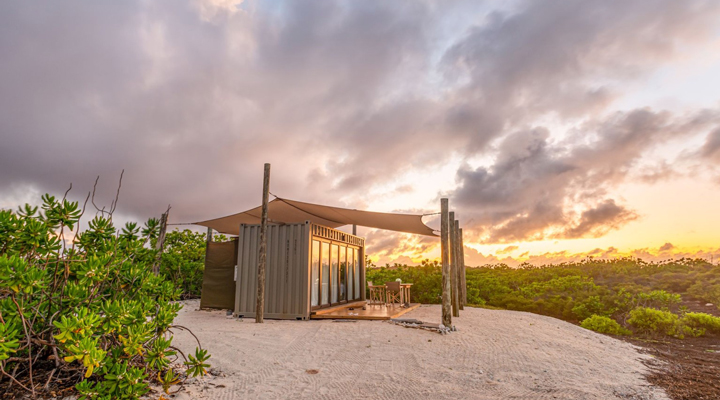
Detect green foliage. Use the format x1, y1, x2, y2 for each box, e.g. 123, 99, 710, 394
580, 315, 631, 335
0, 322, 21, 361
369, 256, 720, 340
0, 192, 209, 398
687, 280, 720, 310
628, 307, 684, 337
157, 229, 228, 298
159, 368, 181, 394
366, 260, 443, 304
185, 348, 211, 377
635, 290, 681, 310
681, 312, 720, 335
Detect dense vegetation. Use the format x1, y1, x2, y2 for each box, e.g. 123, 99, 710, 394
367, 258, 720, 338
158, 229, 227, 299
0, 194, 210, 399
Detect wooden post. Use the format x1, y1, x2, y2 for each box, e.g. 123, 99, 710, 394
456, 222, 464, 310
450, 213, 459, 317
441, 199, 451, 328
206, 227, 213, 244
256, 163, 271, 323
153, 208, 169, 275
460, 228, 467, 306
352, 224, 357, 236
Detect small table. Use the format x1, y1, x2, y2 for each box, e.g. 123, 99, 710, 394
400, 283, 413, 306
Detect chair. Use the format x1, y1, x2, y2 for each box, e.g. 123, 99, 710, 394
385, 281, 402, 307
368, 281, 386, 305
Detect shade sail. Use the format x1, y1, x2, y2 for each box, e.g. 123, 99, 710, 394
195, 197, 437, 236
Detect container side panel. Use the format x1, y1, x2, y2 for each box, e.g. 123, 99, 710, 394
235, 223, 310, 320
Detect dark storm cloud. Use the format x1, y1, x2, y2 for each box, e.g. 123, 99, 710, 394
0, 0, 441, 221
2, 0, 720, 257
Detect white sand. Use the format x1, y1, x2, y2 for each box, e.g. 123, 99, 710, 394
169, 300, 668, 400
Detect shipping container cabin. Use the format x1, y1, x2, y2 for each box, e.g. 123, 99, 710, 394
196, 197, 435, 320
233, 222, 365, 320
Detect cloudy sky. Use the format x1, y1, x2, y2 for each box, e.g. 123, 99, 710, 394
2, 0, 720, 266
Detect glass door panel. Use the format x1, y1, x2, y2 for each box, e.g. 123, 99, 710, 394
347, 247, 353, 301
311, 240, 320, 307
331, 244, 339, 303
321, 242, 329, 305
354, 248, 360, 299
339, 246, 347, 302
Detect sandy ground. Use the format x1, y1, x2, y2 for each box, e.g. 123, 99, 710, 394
169, 300, 668, 400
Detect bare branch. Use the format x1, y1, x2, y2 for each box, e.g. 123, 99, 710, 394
62, 183, 72, 202
109, 169, 124, 217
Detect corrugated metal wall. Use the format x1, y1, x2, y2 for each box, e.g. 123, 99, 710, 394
235, 222, 311, 320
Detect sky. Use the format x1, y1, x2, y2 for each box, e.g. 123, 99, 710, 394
2, 0, 720, 266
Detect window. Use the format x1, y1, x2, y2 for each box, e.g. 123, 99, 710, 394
354, 248, 360, 299
331, 244, 339, 303
321, 241, 329, 305
311, 240, 320, 307
347, 247, 353, 301
339, 246, 347, 302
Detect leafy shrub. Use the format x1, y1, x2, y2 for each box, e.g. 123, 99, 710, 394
366, 260, 443, 304
627, 307, 682, 337
159, 229, 227, 298
681, 312, 720, 335
687, 281, 720, 310
159, 229, 207, 298
572, 295, 617, 321
635, 290, 681, 311
370, 256, 720, 340
580, 315, 630, 335
0, 192, 210, 398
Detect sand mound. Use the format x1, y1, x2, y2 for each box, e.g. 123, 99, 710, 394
170, 300, 667, 400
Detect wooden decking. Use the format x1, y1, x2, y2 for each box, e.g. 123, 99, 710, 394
311, 301, 421, 320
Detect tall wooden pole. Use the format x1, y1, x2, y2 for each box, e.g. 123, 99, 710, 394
352, 224, 357, 236
153, 207, 169, 276
450, 213, 459, 317
256, 163, 271, 323
206, 227, 213, 244
441, 199, 451, 327
456, 222, 464, 310
460, 228, 467, 307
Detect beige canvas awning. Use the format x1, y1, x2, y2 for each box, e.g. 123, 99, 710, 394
195, 197, 437, 236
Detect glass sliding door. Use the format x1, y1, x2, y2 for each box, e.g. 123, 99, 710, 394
311, 240, 320, 307
347, 247, 353, 301
331, 244, 339, 303
321, 241, 329, 305
354, 248, 360, 300
339, 246, 347, 302
310, 227, 364, 309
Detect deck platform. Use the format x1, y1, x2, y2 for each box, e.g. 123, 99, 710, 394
311, 301, 421, 320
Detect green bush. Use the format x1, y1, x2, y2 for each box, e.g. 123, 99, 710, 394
371, 256, 720, 340
635, 290, 681, 311
572, 295, 616, 321
0, 193, 210, 398
580, 315, 631, 335
687, 281, 720, 310
627, 307, 681, 337
681, 312, 720, 335
159, 229, 227, 298
366, 260, 443, 304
